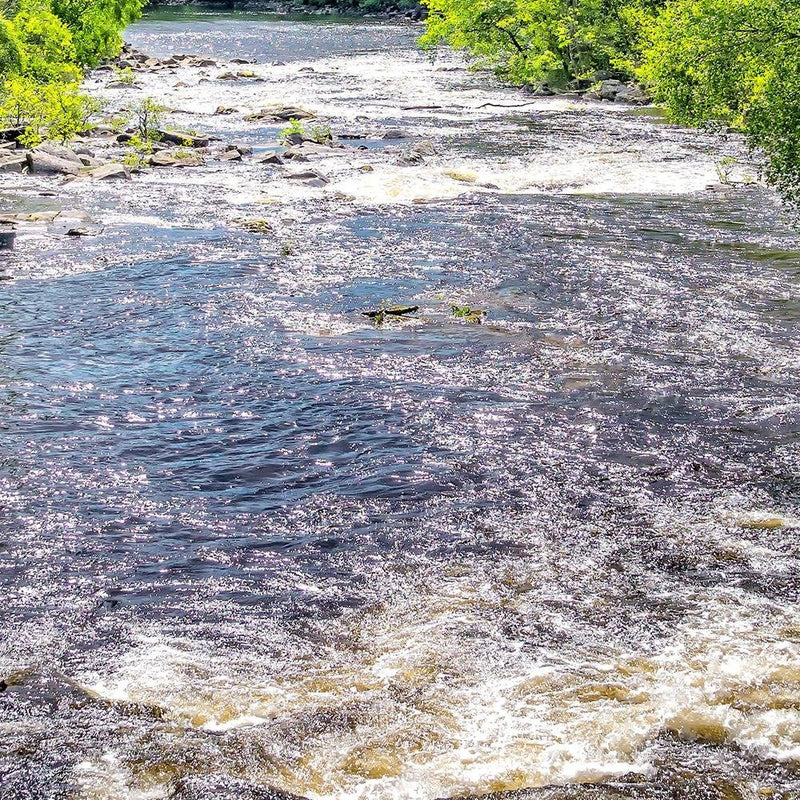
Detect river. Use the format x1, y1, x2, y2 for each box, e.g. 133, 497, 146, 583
1, 10, 799, 800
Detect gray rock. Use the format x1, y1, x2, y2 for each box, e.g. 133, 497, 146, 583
245, 106, 314, 122
382, 128, 409, 140
615, 83, 649, 104
411, 139, 437, 156
85, 163, 131, 180
256, 152, 284, 165
282, 168, 329, 184
148, 151, 204, 168
0, 153, 28, 173
155, 129, 210, 148
218, 149, 242, 161
35, 143, 82, 164
395, 150, 425, 166
26, 151, 80, 175
225, 143, 253, 156
79, 155, 103, 167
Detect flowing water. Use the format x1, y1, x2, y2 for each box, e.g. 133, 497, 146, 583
1, 11, 800, 800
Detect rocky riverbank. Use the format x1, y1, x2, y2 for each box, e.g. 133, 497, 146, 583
0, 38, 705, 257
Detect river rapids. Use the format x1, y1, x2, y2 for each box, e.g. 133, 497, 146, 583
1, 11, 799, 800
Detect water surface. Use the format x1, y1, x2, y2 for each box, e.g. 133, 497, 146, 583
1, 12, 799, 800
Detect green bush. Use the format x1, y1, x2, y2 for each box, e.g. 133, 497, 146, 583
639, 0, 800, 203
0, 0, 142, 144
0, 74, 97, 144
12, 4, 80, 82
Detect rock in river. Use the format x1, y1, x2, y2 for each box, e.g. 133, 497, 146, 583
154, 129, 210, 148
0, 153, 28, 173
282, 168, 329, 185
149, 151, 205, 168
85, 163, 131, 180
26, 151, 80, 176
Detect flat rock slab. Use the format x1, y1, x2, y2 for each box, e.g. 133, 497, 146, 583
35, 143, 82, 164
0, 153, 28, 172
85, 163, 131, 180
149, 151, 205, 168
245, 106, 315, 122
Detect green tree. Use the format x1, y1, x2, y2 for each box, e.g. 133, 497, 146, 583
640, 0, 800, 203
49, 0, 144, 67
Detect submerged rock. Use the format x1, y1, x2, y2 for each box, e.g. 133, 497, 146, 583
171, 775, 310, 800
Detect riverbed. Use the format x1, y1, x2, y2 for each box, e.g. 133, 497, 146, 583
1, 10, 799, 800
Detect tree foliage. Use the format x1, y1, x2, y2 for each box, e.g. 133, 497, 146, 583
422, 0, 800, 206
640, 0, 800, 205
0, 0, 142, 144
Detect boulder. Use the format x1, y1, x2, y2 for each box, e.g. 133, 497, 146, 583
85, 163, 131, 180
26, 151, 80, 175
411, 139, 437, 156
225, 143, 253, 156
615, 83, 649, 104
526, 82, 556, 96
148, 151, 204, 167
218, 71, 239, 80
154, 129, 210, 148
256, 152, 284, 165
395, 150, 424, 166
215, 106, 238, 115
0, 127, 25, 142
0, 153, 28, 173
218, 149, 242, 161
35, 143, 82, 164
282, 168, 329, 184
79, 156, 103, 167
382, 128, 409, 140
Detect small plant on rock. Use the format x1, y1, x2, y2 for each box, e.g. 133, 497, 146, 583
279, 117, 306, 143
112, 66, 136, 85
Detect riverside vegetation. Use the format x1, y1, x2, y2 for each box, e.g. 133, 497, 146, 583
422, 0, 800, 206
